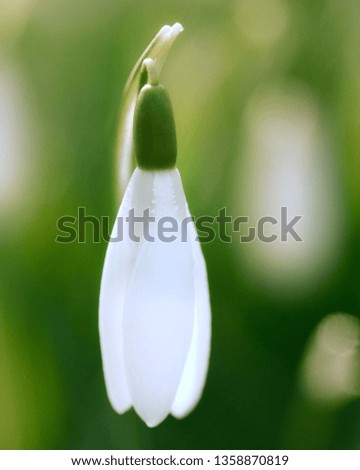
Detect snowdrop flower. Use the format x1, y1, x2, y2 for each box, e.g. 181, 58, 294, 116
99, 33, 211, 427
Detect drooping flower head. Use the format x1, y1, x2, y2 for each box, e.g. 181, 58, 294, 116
99, 25, 211, 427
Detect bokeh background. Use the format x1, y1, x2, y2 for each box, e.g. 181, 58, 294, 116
1, 0, 360, 450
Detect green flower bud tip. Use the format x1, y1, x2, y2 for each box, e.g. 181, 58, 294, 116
133, 60, 177, 170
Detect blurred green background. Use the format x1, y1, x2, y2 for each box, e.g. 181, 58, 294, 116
1, 0, 360, 450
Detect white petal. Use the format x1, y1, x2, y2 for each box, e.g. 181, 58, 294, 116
99, 173, 137, 413
100, 168, 210, 425
122, 169, 195, 427
171, 207, 211, 418
123, 238, 194, 427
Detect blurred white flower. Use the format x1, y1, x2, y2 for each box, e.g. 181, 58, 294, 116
233, 84, 344, 296
0, 64, 32, 215
99, 39, 211, 427
300, 313, 360, 405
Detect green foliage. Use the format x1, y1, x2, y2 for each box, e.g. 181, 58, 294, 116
0, 0, 359, 450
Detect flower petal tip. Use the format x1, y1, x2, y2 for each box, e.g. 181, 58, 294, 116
171, 23, 184, 34
134, 407, 168, 428
108, 396, 132, 416
144, 418, 164, 428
